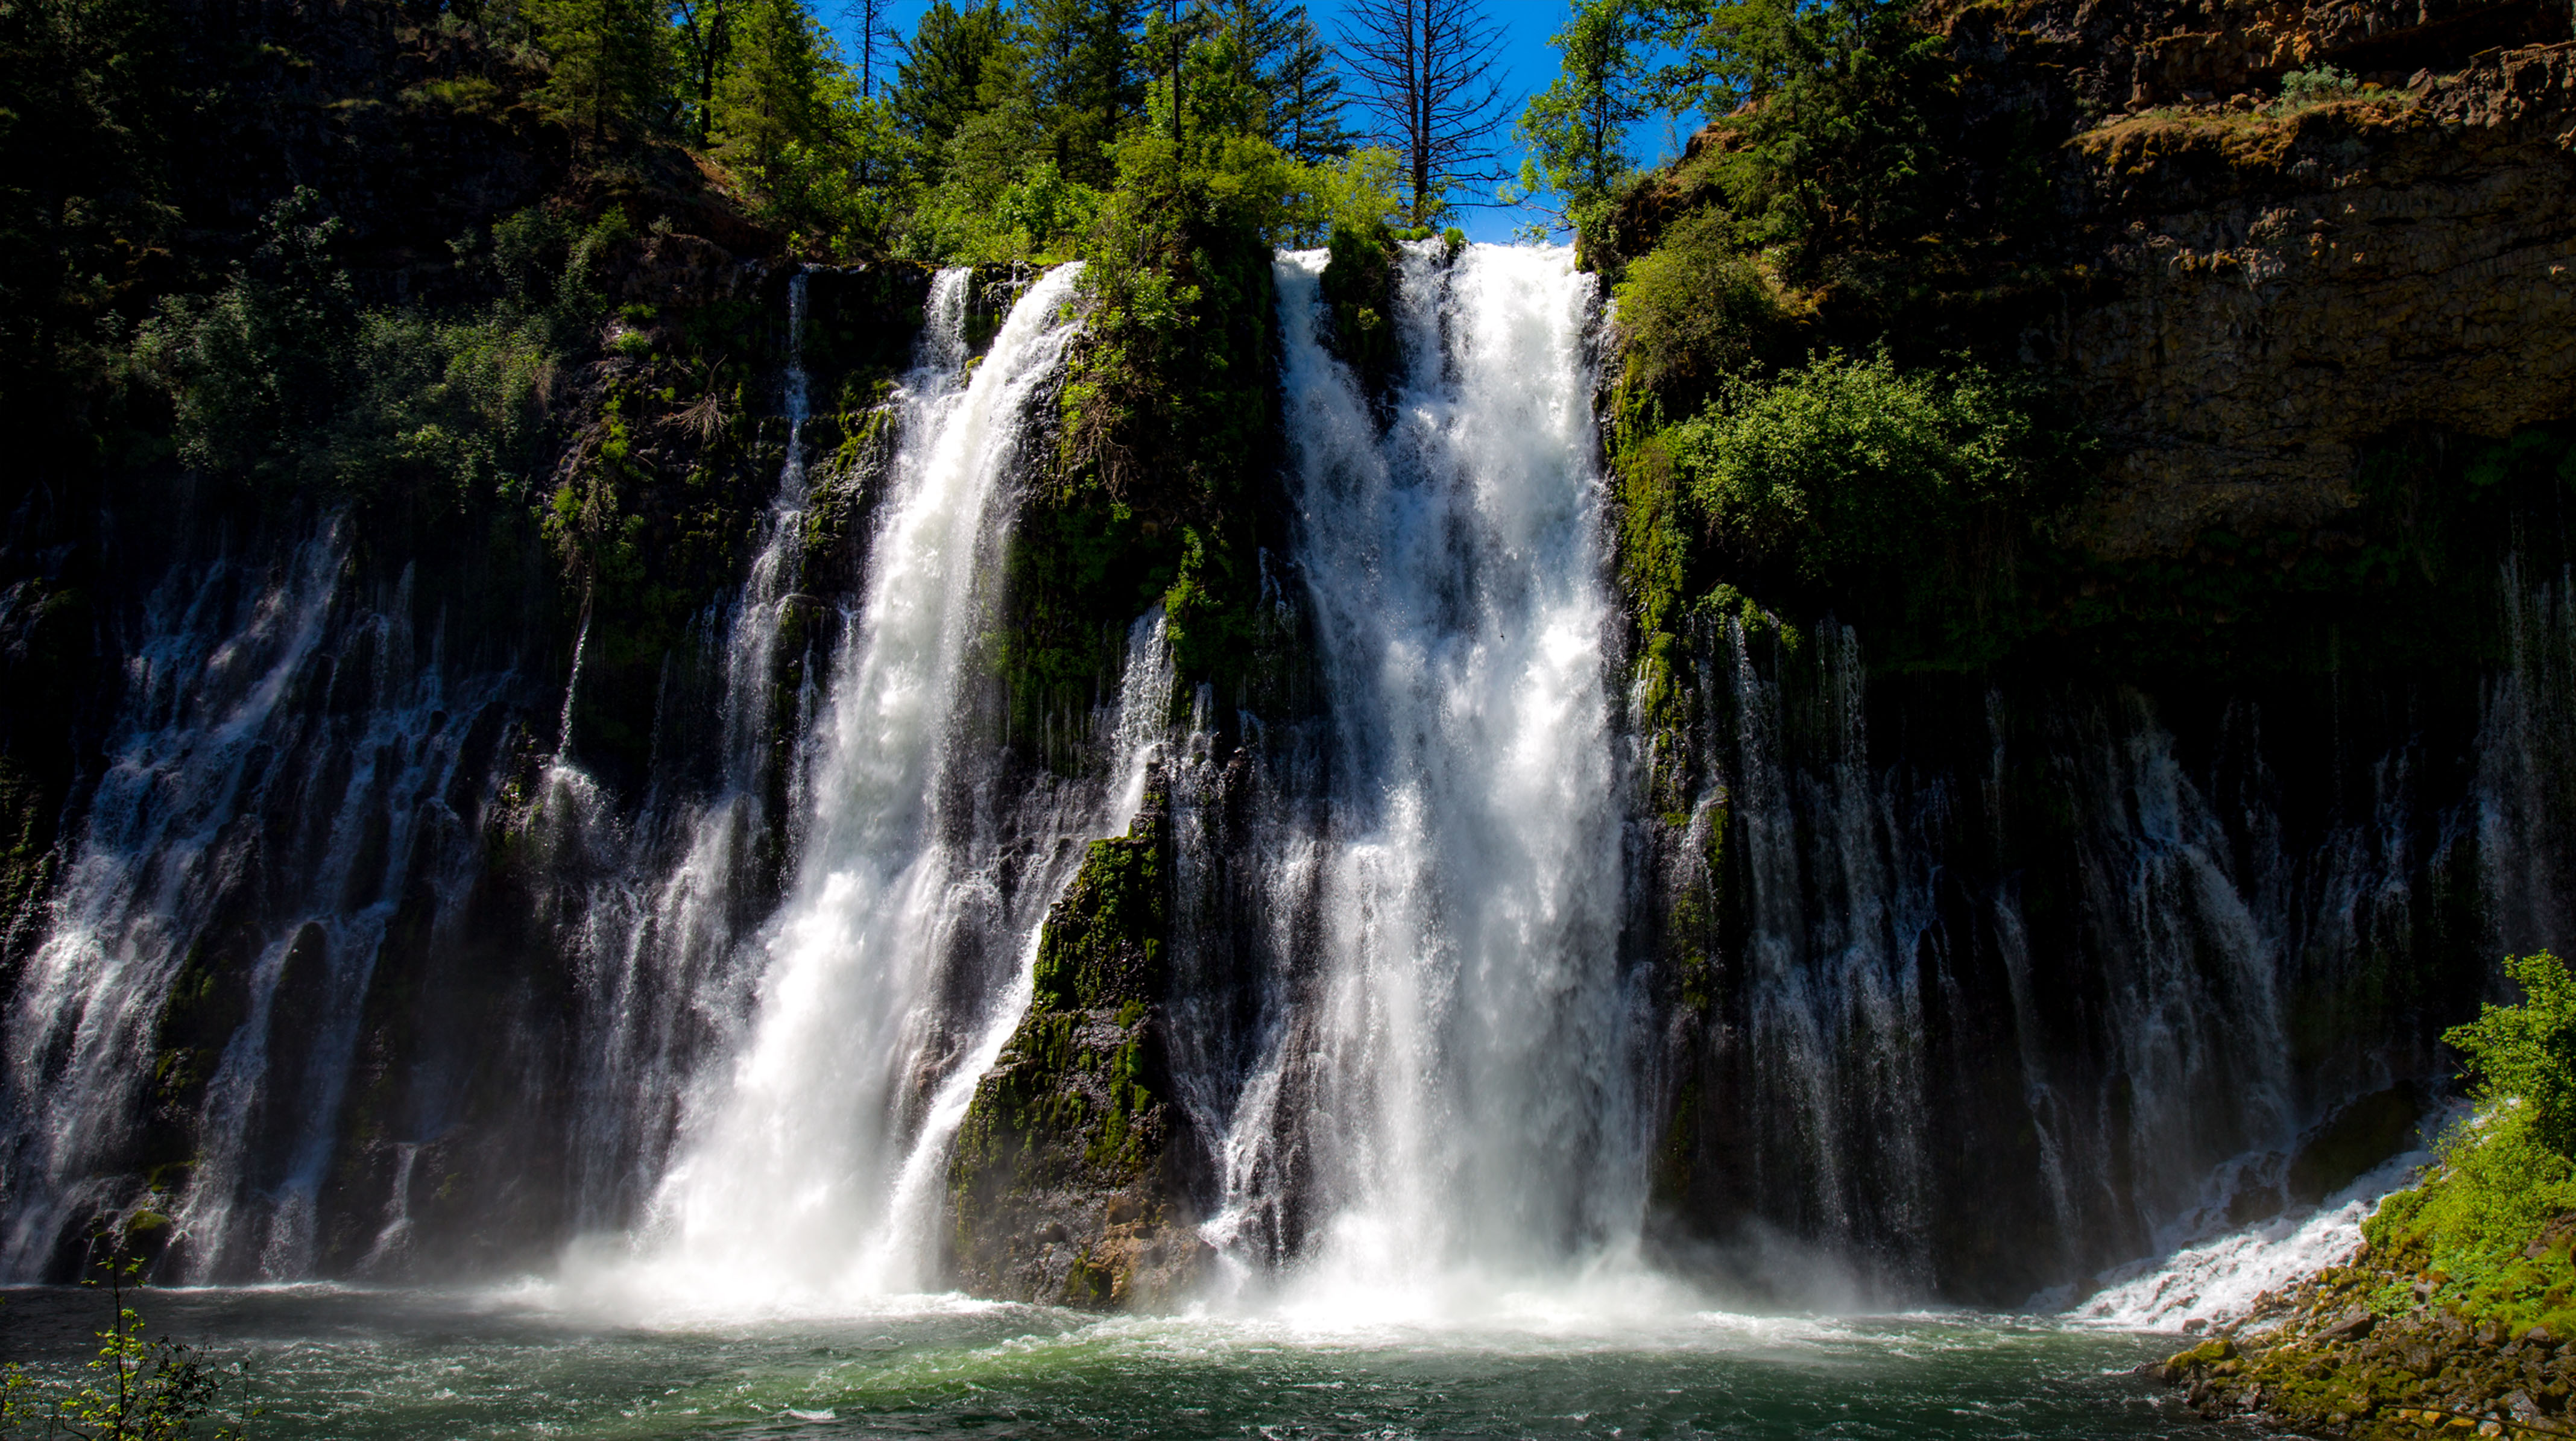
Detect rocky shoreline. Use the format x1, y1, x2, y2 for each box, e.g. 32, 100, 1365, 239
2161, 1228, 2576, 1438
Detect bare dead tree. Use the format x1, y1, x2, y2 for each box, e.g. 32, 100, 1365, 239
1337, 0, 1512, 225
842, 0, 894, 99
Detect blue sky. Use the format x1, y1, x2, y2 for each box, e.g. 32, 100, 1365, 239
821, 1, 1696, 242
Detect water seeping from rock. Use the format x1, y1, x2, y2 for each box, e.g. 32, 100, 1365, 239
0, 522, 518, 1279
4, 242, 2575, 1326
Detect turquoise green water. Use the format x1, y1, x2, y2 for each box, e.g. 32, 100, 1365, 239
0, 1285, 2230, 1439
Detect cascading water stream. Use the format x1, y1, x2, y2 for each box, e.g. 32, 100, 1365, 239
0, 524, 513, 1279
554, 268, 977, 1229
598, 262, 1181, 1305
1204, 242, 1640, 1307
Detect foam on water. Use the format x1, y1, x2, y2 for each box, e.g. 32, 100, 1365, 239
2071, 1149, 2432, 1331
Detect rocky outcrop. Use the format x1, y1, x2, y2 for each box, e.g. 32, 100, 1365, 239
2159, 1229, 2576, 1436
2048, 46, 2576, 555
1982, 0, 2569, 113
946, 771, 1208, 1308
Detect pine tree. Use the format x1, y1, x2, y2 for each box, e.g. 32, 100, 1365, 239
713, 0, 854, 198
892, 0, 1012, 168
841, 0, 894, 97
1193, 0, 1301, 146
529, 0, 670, 148
1021, 0, 1142, 185
1266, 8, 1349, 160
672, 0, 739, 145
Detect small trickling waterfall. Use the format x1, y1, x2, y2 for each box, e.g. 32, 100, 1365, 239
1201, 242, 1641, 1302
0, 523, 517, 1279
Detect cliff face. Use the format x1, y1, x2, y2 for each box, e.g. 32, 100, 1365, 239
1600, 2, 2576, 1304
2044, 43, 2576, 555
947, 775, 1211, 1308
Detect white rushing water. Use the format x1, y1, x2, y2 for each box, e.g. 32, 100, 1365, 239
2072, 1149, 2430, 1331
552, 268, 972, 1231
592, 261, 1179, 1308
1204, 242, 1637, 1311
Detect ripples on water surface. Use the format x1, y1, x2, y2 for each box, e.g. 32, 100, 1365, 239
0, 1285, 2229, 1439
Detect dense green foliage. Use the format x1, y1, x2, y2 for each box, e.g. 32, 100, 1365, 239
1614, 345, 2092, 676
137, 195, 610, 516
1589, 0, 2576, 696
2352, 956, 2576, 1337
1668, 350, 2086, 593
1611, 207, 1786, 399
2445, 952, 2576, 1161
1646, 0, 1958, 282
1569, 0, 2091, 691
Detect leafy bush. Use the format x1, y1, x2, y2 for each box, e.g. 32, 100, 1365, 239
2446, 951, 2576, 1158
139, 197, 614, 511
1652, 0, 1956, 284
1612, 206, 1790, 399
2358, 955, 2576, 1329
1667, 348, 2083, 587
1, 1256, 251, 1439
2276, 65, 2360, 110
136, 189, 356, 488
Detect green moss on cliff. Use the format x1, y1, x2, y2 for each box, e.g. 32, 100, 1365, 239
948, 773, 1199, 1309
1318, 220, 1397, 397
996, 138, 1291, 770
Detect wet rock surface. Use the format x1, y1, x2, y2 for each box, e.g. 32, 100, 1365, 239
2161, 1231, 2576, 1437
2055, 45, 2576, 557
946, 772, 1208, 1310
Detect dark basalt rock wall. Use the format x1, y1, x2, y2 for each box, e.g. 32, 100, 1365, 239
947, 773, 1212, 1308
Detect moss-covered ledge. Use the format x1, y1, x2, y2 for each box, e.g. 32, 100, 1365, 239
945, 767, 1208, 1308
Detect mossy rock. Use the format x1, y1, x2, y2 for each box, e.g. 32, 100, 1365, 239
946, 772, 1209, 1309
1319, 220, 1398, 405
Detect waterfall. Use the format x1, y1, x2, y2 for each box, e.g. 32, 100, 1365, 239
551, 268, 975, 1231
607, 261, 1175, 1304
1203, 242, 1638, 1304
0, 523, 514, 1279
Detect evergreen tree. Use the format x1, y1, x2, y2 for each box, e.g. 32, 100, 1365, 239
1021, 0, 1143, 185
1267, 8, 1350, 160
713, 0, 853, 198
892, 0, 1012, 172
1514, 0, 1649, 236
529, 0, 670, 147
671, 0, 737, 145
1192, 0, 1339, 153
841, 0, 894, 98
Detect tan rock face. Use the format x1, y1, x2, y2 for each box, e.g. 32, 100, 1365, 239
2048, 46, 2576, 556
1980, 0, 2568, 109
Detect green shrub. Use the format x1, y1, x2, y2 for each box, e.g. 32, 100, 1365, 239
139, 200, 611, 510
2276, 65, 2360, 110
1653, 0, 1956, 285
1668, 348, 2082, 586
2357, 954, 2576, 1329
136, 189, 356, 488
1, 1255, 252, 1439
1611, 206, 1788, 399
2446, 951, 2576, 1161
